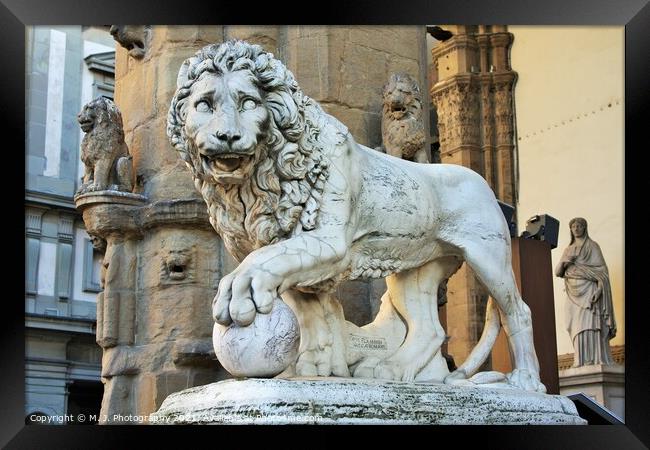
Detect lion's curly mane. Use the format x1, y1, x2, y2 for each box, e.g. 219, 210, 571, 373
381, 73, 425, 161
168, 41, 344, 262
81, 97, 127, 164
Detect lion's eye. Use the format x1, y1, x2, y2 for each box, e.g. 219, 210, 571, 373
195, 100, 212, 113
242, 98, 257, 111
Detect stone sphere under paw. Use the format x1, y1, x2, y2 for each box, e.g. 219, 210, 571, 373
213, 298, 300, 378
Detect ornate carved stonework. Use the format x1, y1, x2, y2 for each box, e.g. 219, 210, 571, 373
379, 72, 428, 163
494, 73, 516, 147
110, 25, 149, 59
479, 76, 496, 187
159, 235, 196, 284
430, 28, 516, 200
432, 78, 481, 153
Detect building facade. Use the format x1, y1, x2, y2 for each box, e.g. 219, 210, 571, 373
25, 25, 115, 424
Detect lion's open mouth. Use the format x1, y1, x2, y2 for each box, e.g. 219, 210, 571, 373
390, 106, 407, 120
202, 153, 254, 176
78, 119, 94, 132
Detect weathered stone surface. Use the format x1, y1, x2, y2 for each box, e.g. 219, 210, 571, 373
379, 72, 428, 162
115, 63, 156, 134
76, 98, 135, 194
224, 26, 279, 52
110, 25, 149, 59
321, 103, 378, 148
348, 26, 422, 61
167, 40, 544, 393
75, 191, 146, 209
151, 378, 586, 425
213, 299, 300, 378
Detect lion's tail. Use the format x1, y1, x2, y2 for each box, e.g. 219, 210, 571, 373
449, 297, 501, 379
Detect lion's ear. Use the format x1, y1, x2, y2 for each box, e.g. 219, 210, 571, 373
177, 59, 192, 89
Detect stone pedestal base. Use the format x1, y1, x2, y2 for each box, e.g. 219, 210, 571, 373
150, 378, 586, 424
74, 190, 147, 208
559, 364, 625, 421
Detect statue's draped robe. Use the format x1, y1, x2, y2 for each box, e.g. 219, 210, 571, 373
555, 237, 616, 366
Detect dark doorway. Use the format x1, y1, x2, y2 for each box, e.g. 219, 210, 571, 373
66, 380, 103, 424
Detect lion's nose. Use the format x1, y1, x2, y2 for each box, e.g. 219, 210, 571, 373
215, 130, 241, 145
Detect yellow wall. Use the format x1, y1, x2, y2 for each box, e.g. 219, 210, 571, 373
510, 26, 624, 355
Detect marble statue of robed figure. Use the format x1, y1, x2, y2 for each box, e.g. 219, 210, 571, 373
555, 217, 616, 367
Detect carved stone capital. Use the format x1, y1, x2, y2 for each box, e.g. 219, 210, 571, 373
475, 34, 490, 48
492, 71, 517, 89
76, 194, 215, 241
431, 75, 481, 152
489, 32, 514, 48
431, 34, 479, 61
75, 191, 146, 239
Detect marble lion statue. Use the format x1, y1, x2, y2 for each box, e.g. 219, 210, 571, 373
77, 97, 134, 193
380, 72, 428, 163
167, 40, 545, 392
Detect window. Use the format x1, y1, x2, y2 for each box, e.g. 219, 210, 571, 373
84, 51, 115, 99
82, 239, 102, 293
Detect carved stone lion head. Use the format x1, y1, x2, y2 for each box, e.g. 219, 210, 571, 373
381, 73, 426, 160
167, 41, 330, 260
77, 97, 124, 135
109, 25, 148, 58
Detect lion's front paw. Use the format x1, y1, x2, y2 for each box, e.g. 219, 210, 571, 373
295, 346, 333, 377
212, 264, 280, 327
506, 368, 546, 393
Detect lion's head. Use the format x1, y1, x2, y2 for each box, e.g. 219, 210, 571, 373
381, 73, 426, 160
168, 40, 333, 261
78, 97, 124, 134
109, 25, 148, 58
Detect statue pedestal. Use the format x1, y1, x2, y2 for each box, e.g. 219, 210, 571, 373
74, 190, 147, 208
559, 364, 625, 421
150, 378, 586, 424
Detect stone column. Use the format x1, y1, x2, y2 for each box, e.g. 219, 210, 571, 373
493, 71, 517, 205
430, 25, 518, 366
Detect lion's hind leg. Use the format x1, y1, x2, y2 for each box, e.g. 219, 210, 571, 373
458, 241, 546, 393
374, 258, 457, 382
91, 158, 113, 191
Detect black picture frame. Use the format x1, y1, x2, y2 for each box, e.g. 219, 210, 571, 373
4, 0, 648, 447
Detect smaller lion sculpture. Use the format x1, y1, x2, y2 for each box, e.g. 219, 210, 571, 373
379, 73, 428, 163
77, 97, 134, 194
